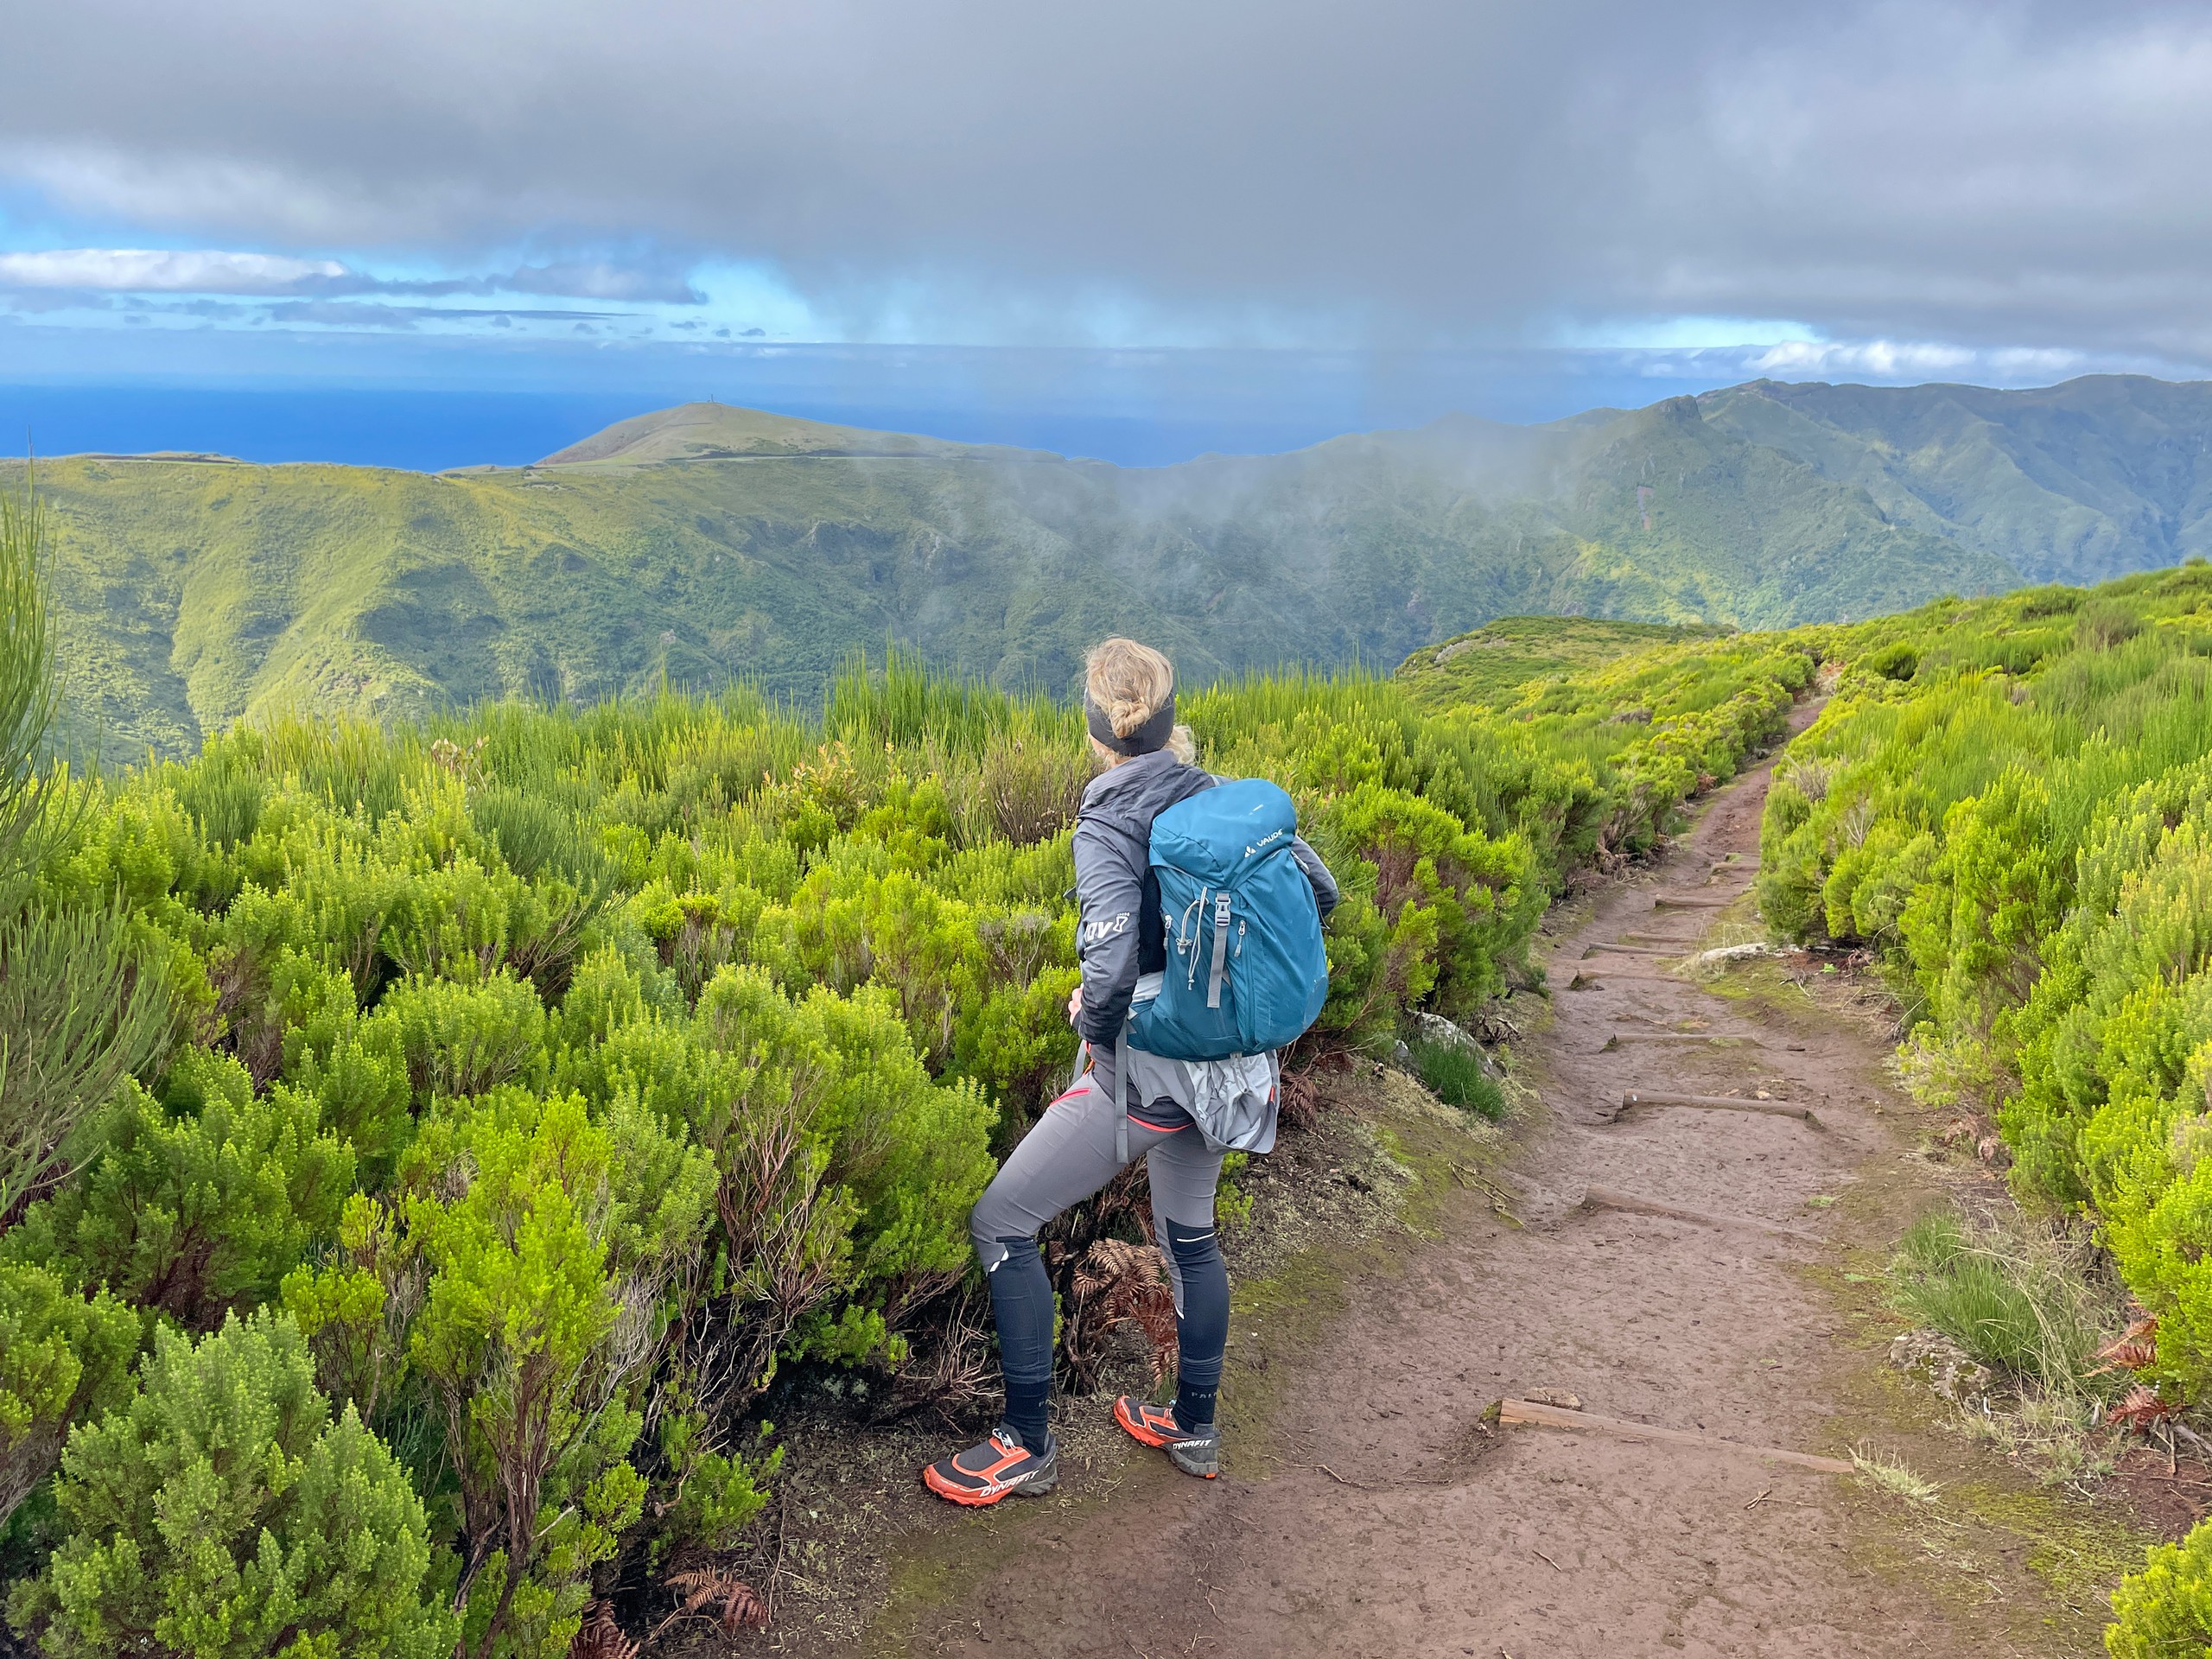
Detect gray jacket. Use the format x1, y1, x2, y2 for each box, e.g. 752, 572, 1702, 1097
1071, 750, 1339, 1053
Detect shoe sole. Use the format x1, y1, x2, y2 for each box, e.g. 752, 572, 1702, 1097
922, 1465, 1058, 1507
1112, 1397, 1177, 1448
1168, 1445, 1220, 1479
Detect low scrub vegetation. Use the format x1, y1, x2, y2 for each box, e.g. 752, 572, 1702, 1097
1757, 560, 2212, 1650
0, 479, 1815, 1655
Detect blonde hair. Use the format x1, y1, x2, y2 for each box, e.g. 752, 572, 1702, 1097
1084, 638, 1196, 765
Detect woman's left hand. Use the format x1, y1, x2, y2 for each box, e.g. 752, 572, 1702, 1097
1066, 984, 1083, 1026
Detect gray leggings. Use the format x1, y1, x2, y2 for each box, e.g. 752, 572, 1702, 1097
969, 1051, 1224, 1310
969, 1050, 1231, 1442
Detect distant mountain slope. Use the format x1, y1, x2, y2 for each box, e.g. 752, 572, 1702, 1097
29, 378, 2211, 757
1699, 376, 2212, 584
534, 401, 1033, 465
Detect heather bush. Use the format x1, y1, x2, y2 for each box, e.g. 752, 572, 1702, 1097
2111, 1522, 2212, 1657
404, 1086, 709, 1659
4, 1052, 355, 1332
0, 1262, 135, 1525
9, 1308, 453, 1659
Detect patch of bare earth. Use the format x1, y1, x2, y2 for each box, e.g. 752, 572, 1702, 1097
699, 705, 2155, 1659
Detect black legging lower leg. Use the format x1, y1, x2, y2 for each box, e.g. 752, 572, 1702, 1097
985, 1235, 1056, 1446
1165, 1218, 1228, 1430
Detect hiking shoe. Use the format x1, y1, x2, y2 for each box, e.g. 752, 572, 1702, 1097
1113, 1396, 1220, 1478
922, 1424, 1058, 1507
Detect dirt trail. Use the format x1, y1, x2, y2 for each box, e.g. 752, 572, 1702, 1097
878, 723, 2098, 1659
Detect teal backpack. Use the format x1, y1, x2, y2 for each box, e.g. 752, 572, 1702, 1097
1125, 779, 1330, 1060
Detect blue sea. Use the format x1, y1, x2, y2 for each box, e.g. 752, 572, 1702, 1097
0, 344, 1763, 473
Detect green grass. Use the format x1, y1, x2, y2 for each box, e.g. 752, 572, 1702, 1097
1888, 1211, 2116, 1395
1406, 1036, 1507, 1120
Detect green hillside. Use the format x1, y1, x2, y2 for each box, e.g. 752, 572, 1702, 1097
30, 378, 2212, 759
1395, 615, 1735, 709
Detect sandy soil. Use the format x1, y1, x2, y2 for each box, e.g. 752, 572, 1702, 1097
724, 715, 2135, 1659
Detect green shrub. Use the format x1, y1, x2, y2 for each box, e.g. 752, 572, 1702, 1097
1408, 1037, 1506, 1121
0, 1262, 136, 1527
373, 969, 547, 1105
2078, 598, 2146, 651
5, 1052, 354, 1332
9, 1307, 453, 1659
404, 1086, 711, 1659
1865, 641, 1919, 682
2110, 1521, 2212, 1657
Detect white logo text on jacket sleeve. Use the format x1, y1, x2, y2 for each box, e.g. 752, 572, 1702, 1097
1080, 913, 1132, 946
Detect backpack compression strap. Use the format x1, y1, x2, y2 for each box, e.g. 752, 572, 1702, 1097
1206, 893, 1232, 1009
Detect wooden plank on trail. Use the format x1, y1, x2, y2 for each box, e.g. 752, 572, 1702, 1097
1655, 896, 1730, 910
1613, 1090, 1822, 1127
1568, 967, 1678, 987
1581, 943, 1683, 958
1580, 1183, 1825, 1244
1600, 1032, 1765, 1050
1497, 1398, 1853, 1473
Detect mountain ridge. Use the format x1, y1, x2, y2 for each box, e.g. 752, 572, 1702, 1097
30, 373, 2212, 758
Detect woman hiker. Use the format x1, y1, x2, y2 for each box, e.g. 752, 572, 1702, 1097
923, 638, 1338, 1506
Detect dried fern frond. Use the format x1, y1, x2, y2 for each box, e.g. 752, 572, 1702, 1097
1073, 1238, 1160, 1300
1068, 1239, 1178, 1383
2091, 1314, 2161, 1376
658, 1565, 769, 1637
569, 1601, 637, 1659
2110, 1384, 2176, 1430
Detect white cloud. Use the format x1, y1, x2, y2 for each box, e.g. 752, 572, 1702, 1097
1751, 340, 1978, 378
0, 246, 712, 309
0, 248, 347, 292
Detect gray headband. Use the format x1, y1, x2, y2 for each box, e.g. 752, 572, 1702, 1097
1085, 691, 1175, 756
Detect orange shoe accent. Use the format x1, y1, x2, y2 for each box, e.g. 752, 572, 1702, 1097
925, 1433, 1061, 1503
1113, 1396, 1182, 1448
924, 1463, 1018, 1507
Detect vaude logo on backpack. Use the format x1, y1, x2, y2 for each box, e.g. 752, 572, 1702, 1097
1125, 778, 1329, 1063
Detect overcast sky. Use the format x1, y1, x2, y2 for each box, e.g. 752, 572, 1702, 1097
3, 0, 2209, 451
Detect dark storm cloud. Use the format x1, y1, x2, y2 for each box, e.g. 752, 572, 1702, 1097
8, 0, 2209, 352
